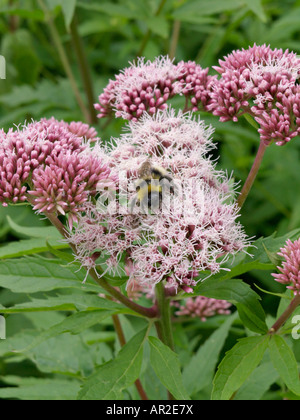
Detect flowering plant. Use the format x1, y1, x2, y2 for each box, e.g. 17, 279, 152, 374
1, 1, 300, 403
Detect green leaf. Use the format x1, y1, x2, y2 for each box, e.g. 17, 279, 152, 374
269, 335, 300, 396
6, 216, 60, 239
236, 303, 268, 334
46, 241, 77, 264
0, 257, 99, 293
76, 1, 141, 19
0, 8, 45, 21
145, 16, 169, 38
148, 336, 190, 400
212, 335, 270, 400
194, 278, 268, 334
244, 0, 267, 22
21, 310, 114, 352
172, 0, 244, 22
46, 0, 77, 29
0, 294, 127, 314
78, 327, 149, 400
183, 313, 238, 395
234, 361, 279, 400
0, 378, 80, 400
29, 334, 95, 376
0, 237, 69, 259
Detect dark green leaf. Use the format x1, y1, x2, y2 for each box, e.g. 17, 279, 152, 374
78, 327, 149, 400
269, 335, 300, 396
183, 313, 238, 395
148, 336, 190, 400
212, 335, 270, 400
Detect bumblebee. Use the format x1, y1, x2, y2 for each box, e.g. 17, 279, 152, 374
130, 160, 174, 213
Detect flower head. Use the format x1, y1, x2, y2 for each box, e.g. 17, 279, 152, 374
69, 110, 250, 294
175, 296, 232, 321
177, 61, 217, 112
208, 44, 300, 145
95, 56, 186, 121
272, 238, 300, 295
0, 118, 113, 226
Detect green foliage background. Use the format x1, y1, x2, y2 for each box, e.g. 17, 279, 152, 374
0, 0, 300, 400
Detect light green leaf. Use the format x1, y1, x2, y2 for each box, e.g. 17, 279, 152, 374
244, 0, 267, 22
0, 257, 99, 293
21, 310, 114, 352
148, 336, 190, 400
0, 378, 80, 400
6, 216, 60, 239
212, 335, 270, 400
78, 327, 149, 400
145, 16, 169, 38
269, 335, 300, 396
0, 237, 69, 259
172, 0, 244, 21
234, 361, 279, 400
183, 313, 238, 395
0, 294, 127, 314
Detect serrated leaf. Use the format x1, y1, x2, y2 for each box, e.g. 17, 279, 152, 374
0, 294, 128, 314
148, 336, 190, 400
0, 257, 99, 293
212, 335, 269, 400
269, 335, 300, 396
21, 310, 114, 352
183, 313, 238, 395
78, 327, 149, 400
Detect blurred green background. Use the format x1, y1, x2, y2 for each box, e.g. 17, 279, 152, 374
0, 0, 300, 399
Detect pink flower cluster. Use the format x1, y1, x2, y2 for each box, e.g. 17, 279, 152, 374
69, 110, 249, 293
272, 238, 300, 295
0, 118, 112, 227
94, 56, 215, 121
208, 44, 300, 145
175, 296, 232, 321
178, 60, 217, 112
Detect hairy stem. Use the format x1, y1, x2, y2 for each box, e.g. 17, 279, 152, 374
269, 294, 300, 334
38, 0, 90, 122
237, 140, 268, 208
70, 14, 97, 124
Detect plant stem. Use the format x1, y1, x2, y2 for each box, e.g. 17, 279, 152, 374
30, 201, 158, 319
269, 294, 300, 334
155, 282, 176, 400
155, 282, 175, 350
70, 14, 97, 124
38, 0, 90, 122
237, 140, 268, 208
169, 20, 181, 60
137, 0, 167, 57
